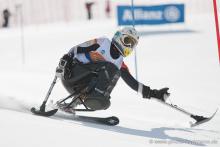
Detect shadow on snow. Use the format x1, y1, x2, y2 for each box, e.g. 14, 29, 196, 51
0, 96, 218, 146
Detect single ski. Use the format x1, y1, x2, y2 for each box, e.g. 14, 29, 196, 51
73, 115, 119, 126
32, 101, 119, 126
190, 109, 218, 127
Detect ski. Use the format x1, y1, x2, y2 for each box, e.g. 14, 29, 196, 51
31, 106, 119, 126
190, 109, 218, 127
73, 115, 119, 126
32, 101, 119, 126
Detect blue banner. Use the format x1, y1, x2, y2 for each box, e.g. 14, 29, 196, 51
117, 4, 185, 25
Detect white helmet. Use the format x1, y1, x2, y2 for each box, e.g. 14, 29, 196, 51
112, 27, 139, 57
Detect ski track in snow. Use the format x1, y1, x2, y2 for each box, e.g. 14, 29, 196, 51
0, 95, 220, 147
0, 96, 31, 113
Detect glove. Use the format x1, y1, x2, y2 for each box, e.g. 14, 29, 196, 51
56, 54, 73, 80
149, 88, 170, 102
143, 86, 170, 102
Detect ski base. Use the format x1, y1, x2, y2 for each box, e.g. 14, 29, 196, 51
74, 115, 119, 126
190, 109, 218, 127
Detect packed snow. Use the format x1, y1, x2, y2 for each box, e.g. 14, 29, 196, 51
0, 13, 220, 147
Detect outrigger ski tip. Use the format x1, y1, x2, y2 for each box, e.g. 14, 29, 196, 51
190, 108, 218, 127
31, 76, 58, 117
31, 107, 58, 117
155, 99, 218, 128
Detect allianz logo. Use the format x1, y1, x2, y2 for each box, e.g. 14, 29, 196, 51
122, 6, 181, 22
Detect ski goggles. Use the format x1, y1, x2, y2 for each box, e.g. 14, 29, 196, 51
121, 35, 138, 49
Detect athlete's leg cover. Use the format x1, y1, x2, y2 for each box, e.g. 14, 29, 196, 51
61, 62, 95, 95
62, 62, 121, 110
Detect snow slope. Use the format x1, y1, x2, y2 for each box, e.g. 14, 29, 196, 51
0, 14, 220, 147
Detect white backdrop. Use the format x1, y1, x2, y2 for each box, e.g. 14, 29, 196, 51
0, 0, 214, 26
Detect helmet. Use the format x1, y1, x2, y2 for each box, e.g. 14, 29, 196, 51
112, 27, 139, 57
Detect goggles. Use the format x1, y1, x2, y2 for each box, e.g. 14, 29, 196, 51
121, 35, 137, 49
